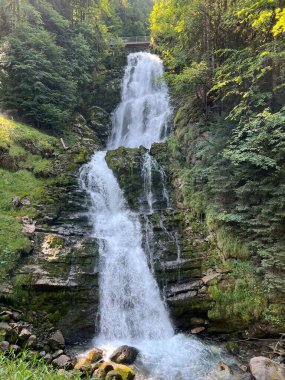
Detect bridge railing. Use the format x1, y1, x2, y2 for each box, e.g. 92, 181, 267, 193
122, 36, 150, 44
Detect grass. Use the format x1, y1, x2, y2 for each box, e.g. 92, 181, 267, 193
208, 260, 268, 326
0, 116, 60, 282
0, 351, 84, 380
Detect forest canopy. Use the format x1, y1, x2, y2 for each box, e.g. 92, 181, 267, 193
0, 0, 152, 129
150, 0, 285, 302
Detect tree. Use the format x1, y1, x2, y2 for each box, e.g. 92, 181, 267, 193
1, 23, 76, 129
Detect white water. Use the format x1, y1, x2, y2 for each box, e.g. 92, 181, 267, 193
79, 52, 234, 380
142, 152, 170, 214
108, 52, 171, 149
79, 151, 173, 341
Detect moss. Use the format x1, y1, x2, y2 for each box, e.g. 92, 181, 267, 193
0, 116, 60, 281
74, 147, 89, 164
208, 260, 268, 327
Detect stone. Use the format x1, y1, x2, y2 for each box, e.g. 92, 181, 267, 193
190, 317, 206, 325
10, 344, 21, 353
44, 353, 53, 363
93, 362, 114, 378
110, 345, 139, 365
21, 196, 31, 206
250, 356, 285, 380
113, 364, 135, 380
0, 341, 10, 352
87, 347, 103, 363
74, 357, 93, 372
12, 196, 21, 207
239, 364, 248, 372
57, 369, 73, 378
12, 312, 21, 321
106, 370, 123, 380
217, 361, 232, 374
25, 334, 37, 348
191, 326, 205, 334
0, 311, 13, 322
0, 322, 18, 343
22, 222, 36, 235
19, 328, 32, 341
48, 330, 65, 350
0, 322, 12, 334
202, 271, 221, 285
52, 349, 64, 359
52, 354, 71, 369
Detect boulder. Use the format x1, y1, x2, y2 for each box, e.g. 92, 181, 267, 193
0, 311, 13, 322
0, 341, 10, 352
106, 370, 123, 380
0, 322, 11, 341
87, 347, 103, 363
202, 271, 221, 285
12, 196, 21, 207
74, 357, 93, 372
113, 364, 135, 380
10, 344, 21, 353
250, 356, 285, 380
48, 330, 65, 350
217, 361, 232, 374
110, 345, 139, 365
93, 362, 114, 378
44, 353, 53, 363
0, 322, 12, 333
52, 349, 64, 359
25, 334, 37, 348
52, 354, 71, 369
12, 312, 21, 321
19, 328, 32, 341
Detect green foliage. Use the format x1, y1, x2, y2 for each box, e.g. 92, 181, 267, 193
0, 116, 58, 282
0, 351, 84, 379
208, 260, 267, 325
0, 0, 128, 129
153, 0, 285, 327
1, 23, 76, 129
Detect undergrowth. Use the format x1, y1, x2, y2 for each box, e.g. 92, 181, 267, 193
0, 351, 83, 380
0, 116, 59, 282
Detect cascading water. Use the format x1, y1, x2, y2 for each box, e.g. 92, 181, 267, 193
79, 52, 235, 380
108, 53, 171, 150
79, 151, 173, 341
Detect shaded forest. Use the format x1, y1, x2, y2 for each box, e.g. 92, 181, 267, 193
151, 0, 285, 327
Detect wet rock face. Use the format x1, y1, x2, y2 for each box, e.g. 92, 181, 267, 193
2, 177, 100, 343
88, 106, 112, 146
106, 144, 213, 331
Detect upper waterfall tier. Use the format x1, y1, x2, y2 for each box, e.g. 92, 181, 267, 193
108, 52, 172, 150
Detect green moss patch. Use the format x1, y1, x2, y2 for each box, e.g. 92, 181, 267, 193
0, 116, 59, 282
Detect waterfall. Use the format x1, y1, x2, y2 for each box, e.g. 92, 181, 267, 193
108, 52, 171, 150
141, 152, 170, 214
79, 151, 173, 341
79, 52, 231, 380
79, 52, 173, 344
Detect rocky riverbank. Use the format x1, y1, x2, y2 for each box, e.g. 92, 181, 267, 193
1, 304, 285, 380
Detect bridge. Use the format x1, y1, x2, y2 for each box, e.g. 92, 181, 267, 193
122, 36, 150, 49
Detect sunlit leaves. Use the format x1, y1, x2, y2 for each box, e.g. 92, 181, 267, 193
273, 8, 285, 36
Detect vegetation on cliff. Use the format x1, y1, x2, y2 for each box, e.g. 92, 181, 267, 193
151, 0, 285, 331
0, 0, 153, 283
